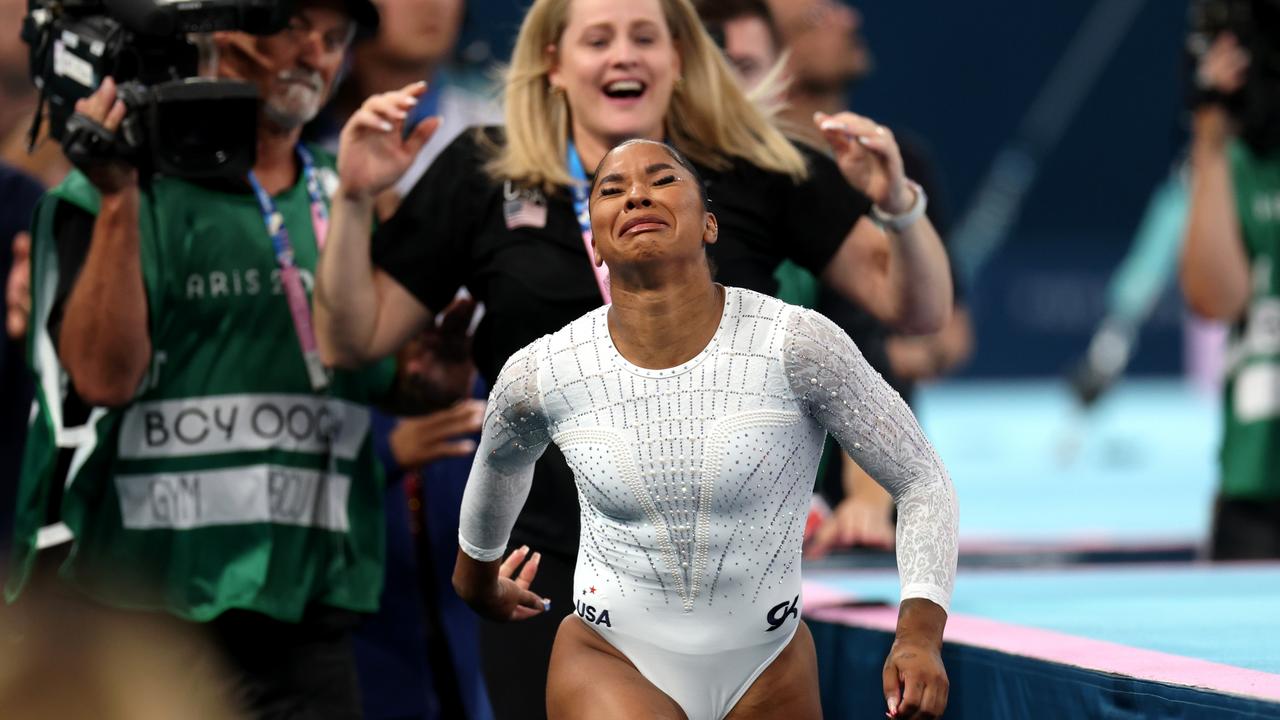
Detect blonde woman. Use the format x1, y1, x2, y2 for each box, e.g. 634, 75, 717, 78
316, 0, 950, 715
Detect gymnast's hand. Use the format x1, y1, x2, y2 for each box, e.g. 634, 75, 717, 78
453, 545, 550, 622
814, 111, 917, 216
883, 598, 949, 719
338, 81, 440, 200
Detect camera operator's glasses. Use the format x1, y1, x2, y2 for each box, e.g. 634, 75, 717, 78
284, 14, 358, 55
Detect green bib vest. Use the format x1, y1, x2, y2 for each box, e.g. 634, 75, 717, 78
1221, 139, 1280, 501
7, 149, 395, 622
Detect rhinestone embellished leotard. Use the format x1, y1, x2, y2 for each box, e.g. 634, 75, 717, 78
459, 287, 958, 720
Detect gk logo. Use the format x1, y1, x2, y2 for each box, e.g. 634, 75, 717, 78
766, 595, 800, 631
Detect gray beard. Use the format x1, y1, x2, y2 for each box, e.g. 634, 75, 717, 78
263, 83, 322, 130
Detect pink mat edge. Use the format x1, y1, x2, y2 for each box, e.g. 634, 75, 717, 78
803, 592, 1280, 703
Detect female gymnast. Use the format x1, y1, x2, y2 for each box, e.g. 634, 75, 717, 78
450, 139, 957, 720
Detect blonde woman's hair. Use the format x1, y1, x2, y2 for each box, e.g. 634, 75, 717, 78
486, 0, 809, 193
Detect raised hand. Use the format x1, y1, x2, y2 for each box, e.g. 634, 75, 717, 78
814, 111, 915, 215
1197, 32, 1250, 96
337, 81, 441, 200
1193, 33, 1252, 148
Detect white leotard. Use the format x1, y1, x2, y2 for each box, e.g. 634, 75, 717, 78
459, 287, 958, 719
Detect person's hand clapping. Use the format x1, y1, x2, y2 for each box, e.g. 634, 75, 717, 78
814, 111, 916, 215
71, 77, 137, 195
338, 81, 440, 200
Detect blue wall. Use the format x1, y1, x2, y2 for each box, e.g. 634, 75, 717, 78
853, 1, 1190, 378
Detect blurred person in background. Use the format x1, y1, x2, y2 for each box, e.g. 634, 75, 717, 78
764, 0, 870, 150
1065, 151, 1230, 414
762, 0, 973, 553
0, 587, 241, 719
1067, 157, 1198, 409
694, 0, 785, 93
1181, 24, 1280, 560
1, 161, 43, 568
316, 0, 952, 714
2, 0, 70, 583
2, 3, 472, 718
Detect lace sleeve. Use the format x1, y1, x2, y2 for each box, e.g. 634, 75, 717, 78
784, 309, 958, 611
457, 339, 553, 562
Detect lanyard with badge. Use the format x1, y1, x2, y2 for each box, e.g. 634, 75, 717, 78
567, 139, 612, 304
247, 145, 331, 391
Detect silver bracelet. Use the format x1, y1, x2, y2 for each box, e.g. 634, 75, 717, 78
870, 180, 927, 232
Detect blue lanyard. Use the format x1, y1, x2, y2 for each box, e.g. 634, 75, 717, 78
248, 146, 330, 263
246, 146, 331, 391
567, 139, 611, 303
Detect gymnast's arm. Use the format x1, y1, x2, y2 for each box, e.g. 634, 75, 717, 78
784, 308, 957, 717
452, 342, 554, 622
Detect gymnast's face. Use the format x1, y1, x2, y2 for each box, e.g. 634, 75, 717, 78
588, 140, 717, 273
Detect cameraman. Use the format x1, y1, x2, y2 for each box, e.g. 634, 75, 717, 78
1181, 29, 1280, 559
21, 1, 440, 716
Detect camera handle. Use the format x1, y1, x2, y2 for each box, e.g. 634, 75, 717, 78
62, 112, 126, 171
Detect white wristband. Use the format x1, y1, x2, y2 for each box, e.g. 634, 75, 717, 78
870, 180, 927, 232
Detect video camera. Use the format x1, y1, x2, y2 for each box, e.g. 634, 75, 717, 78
1187, 0, 1280, 153
22, 0, 297, 178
